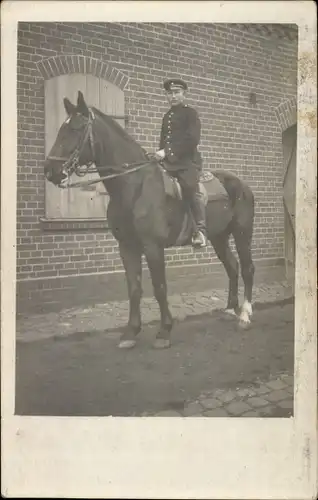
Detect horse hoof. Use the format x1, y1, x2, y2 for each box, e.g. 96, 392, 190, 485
238, 319, 251, 330
224, 308, 237, 317
154, 338, 171, 349
118, 339, 136, 349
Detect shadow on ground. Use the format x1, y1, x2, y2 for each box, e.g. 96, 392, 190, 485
15, 301, 294, 417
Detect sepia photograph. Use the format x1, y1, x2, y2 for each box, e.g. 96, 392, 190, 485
15, 20, 297, 418
1, 1, 317, 498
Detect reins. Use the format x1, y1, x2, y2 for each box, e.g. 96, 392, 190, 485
59, 159, 155, 189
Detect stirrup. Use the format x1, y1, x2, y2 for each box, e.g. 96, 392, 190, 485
192, 231, 207, 248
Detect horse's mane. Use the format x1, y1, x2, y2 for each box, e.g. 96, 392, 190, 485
92, 107, 143, 151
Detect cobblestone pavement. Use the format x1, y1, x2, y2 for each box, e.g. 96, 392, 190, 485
17, 281, 293, 343
146, 373, 294, 418
16, 281, 294, 418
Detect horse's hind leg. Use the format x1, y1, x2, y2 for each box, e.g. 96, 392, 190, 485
233, 224, 255, 329
143, 241, 173, 349
118, 241, 143, 349
210, 231, 240, 314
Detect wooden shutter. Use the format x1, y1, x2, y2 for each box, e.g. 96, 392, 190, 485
282, 124, 297, 280
45, 74, 125, 219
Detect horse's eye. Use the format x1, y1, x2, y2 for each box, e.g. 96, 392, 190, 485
70, 119, 86, 131
71, 123, 84, 130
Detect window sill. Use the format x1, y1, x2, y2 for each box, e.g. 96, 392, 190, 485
40, 217, 109, 231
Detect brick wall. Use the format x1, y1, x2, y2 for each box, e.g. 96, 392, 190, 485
17, 22, 297, 288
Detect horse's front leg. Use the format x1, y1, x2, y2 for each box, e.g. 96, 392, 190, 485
118, 241, 143, 349
143, 241, 173, 349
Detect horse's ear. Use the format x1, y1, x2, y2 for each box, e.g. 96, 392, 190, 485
63, 97, 76, 116
77, 91, 89, 117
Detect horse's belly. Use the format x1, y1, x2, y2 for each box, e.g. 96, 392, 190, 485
164, 196, 233, 247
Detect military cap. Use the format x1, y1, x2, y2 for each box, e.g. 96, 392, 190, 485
163, 78, 188, 91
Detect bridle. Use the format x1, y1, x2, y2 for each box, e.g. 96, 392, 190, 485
46, 108, 155, 189
46, 109, 96, 180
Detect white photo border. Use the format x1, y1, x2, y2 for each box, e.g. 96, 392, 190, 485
1, 1, 317, 498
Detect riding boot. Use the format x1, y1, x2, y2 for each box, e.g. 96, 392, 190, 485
188, 191, 208, 248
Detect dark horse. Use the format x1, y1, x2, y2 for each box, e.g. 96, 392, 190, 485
44, 91, 255, 349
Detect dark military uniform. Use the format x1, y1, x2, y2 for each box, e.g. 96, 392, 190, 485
158, 78, 207, 243
159, 103, 202, 198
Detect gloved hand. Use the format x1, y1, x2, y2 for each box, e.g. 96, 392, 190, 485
154, 149, 166, 161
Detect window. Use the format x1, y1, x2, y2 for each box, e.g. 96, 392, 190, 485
45, 74, 125, 219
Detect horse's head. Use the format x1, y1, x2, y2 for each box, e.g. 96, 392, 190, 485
44, 91, 94, 186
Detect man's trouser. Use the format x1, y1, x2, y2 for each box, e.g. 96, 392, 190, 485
169, 167, 207, 236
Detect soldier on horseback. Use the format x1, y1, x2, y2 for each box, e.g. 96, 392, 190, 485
45, 90, 256, 347
155, 78, 208, 248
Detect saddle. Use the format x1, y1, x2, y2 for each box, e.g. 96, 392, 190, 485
159, 165, 228, 204
159, 166, 229, 246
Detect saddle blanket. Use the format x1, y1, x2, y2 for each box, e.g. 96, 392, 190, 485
160, 166, 228, 204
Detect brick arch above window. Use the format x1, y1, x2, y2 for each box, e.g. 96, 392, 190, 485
275, 96, 297, 132
36, 55, 129, 90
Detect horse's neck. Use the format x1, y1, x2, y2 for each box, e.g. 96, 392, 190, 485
93, 116, 148, 202
94, 114, 146, 169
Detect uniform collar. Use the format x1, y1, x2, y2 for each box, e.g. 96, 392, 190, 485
169, 103, 187, 111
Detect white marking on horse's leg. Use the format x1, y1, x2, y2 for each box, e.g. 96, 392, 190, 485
239, 299, 253, 328
224, 308, 237, 317
118, 339, 136, 349
243, 299, 252, 316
